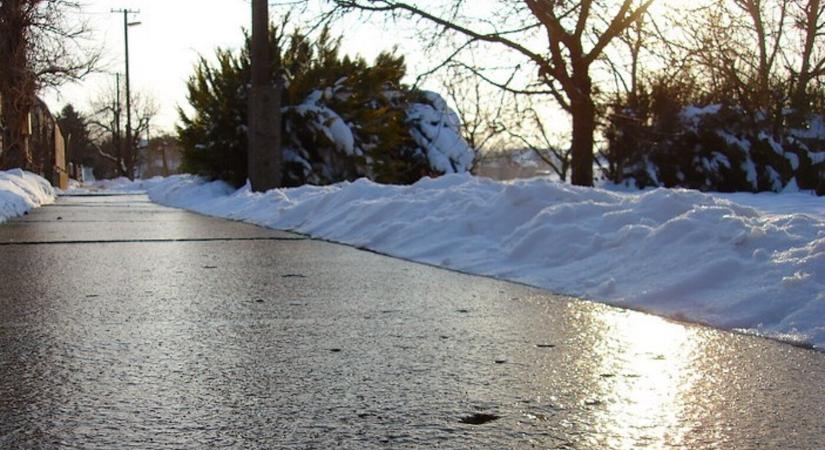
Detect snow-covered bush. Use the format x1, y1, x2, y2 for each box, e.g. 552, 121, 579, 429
407, 91, 475, 175
178, 27, 474, 187
604, 86, 825, 194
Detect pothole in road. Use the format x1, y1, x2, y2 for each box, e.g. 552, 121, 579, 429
459, 413, 500, 425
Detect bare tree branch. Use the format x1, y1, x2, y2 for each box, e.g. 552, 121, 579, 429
332, 0, 659, 186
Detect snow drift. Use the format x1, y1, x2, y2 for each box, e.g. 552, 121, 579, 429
91, 174, 825, 349
0, 169, 56, 223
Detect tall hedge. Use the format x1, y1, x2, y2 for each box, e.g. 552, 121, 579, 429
603, 79, 825, 195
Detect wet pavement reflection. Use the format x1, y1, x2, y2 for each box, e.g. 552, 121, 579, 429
1, 195, 824, 448
583, 312, 699, 448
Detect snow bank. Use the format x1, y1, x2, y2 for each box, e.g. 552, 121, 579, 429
87, 175, 825, 349
0, 169, 56, 223
71, 176, 167, 194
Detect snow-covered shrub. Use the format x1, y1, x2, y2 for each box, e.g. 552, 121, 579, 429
604, 84, 825, 194
282, 89, 367, 185
178, 26, 474, 188
407, 91, 475, 175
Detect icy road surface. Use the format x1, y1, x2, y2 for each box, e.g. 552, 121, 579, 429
89, 174, 825, 349
1, 194, 824, 449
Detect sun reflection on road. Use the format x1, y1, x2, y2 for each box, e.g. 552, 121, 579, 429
587, 309, 702, 449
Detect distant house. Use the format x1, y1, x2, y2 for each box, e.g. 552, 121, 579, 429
138, 135, 183, 178
474, 149, 556, 181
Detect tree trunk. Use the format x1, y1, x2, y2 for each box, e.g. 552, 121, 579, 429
791, 0, 820, 119
1, 135, 33, 170
125, 137, 136, 180
0, 0, 36, 172
0, 97, 34, 171
247, 0, 282, 192
161, 144, 169, 177
569, 88, 595, 187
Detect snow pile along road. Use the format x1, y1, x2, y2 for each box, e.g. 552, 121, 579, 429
94, 174, 825, 349
0, 169, 56, 223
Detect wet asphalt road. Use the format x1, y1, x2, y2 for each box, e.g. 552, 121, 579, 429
1, 194, 825, 449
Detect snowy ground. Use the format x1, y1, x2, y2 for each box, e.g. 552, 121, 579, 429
74, 174, 825, 349
0, 170, 56, 223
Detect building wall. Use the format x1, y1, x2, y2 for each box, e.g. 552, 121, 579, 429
30, 98, 68, 189
474, 152, 556, 181
139, 136, 183, 178
53, 124, 68, 189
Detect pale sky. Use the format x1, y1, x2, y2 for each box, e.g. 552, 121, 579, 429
43, 1, 678, 141
45, 0, 415, 134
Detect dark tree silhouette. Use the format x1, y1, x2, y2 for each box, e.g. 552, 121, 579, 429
0, 0, 98, 170
56, 104, 94, 169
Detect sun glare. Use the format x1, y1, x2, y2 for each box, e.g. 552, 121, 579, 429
588, 310, 701, 449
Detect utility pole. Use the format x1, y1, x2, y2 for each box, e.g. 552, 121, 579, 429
112, 8, 140, 178
114, 73, 121, 167
248, 0, 282, 191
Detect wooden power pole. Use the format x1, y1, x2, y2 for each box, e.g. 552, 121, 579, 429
112, 8, 140, 178
248, 0, 282, 191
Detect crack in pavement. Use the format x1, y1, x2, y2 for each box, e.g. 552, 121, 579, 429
7, 220, 166, 223
38, 204, 158, 208
58, 193, 148, 197
0, 236, 306, 246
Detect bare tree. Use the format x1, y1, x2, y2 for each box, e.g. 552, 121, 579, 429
87, 88, 158, 178
654, 0, 825, 120
604, 12, 651, 106
438, 63, 509, 152
505, 97, 571, 179
788, 0, 825, 114
0, 0, 99, 170
731, 0, 790, 107
332, 0, 655, 186
655, 0, 795, 115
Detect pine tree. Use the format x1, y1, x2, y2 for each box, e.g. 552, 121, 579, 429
56, 104, 94, 168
